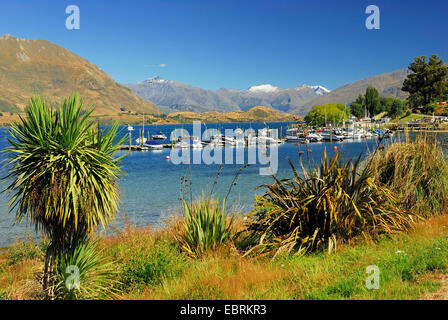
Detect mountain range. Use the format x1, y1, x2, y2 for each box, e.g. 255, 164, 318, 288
0, 34, 160, 115
126, 69, 411, 116
0, 34, 412, 119
124, 77, 330, 114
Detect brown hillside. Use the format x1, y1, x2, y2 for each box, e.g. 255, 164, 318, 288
0, 34, 160, 114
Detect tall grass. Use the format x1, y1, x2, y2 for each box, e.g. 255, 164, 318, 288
241, 150, 417, 257
4, 237, 44, 266
176, 194, 234, 257
369, 133, 448, 217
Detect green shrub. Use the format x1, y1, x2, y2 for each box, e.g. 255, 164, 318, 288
177, 194, 234, 257
369, 134, 448, 217
242, 150, 416, 257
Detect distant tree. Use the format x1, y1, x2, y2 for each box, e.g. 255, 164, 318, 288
305, 103, 350, 127
380, 97, 396, 114
389, 99, 405, 118
351, 89, 406, 119
402, 54, 448, 110
350, 94, 364, 118
365, 87, 381, 117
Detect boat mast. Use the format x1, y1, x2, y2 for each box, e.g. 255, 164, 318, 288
325, 105, 327, 128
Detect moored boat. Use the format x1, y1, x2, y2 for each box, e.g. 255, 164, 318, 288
152, 132, 167, 140
144, 141, 163, 150
321, 130, 344, 142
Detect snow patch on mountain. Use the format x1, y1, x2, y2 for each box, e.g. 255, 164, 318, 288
310, 85, 331, 95
143, 76, 170, 84
295, 84, 330, 95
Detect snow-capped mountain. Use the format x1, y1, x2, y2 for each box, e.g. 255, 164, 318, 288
125, 77, 331, 115
145, 76, 171, 84
310, 85, 331, 95
293, 84, 331, 95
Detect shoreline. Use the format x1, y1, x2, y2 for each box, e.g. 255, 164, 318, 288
2, 213, 448, 300
0, 118, 296, 127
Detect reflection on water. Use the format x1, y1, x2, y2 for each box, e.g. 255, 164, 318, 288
0, 123, 446, 247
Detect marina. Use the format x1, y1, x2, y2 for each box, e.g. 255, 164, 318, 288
118, 120, 396, 152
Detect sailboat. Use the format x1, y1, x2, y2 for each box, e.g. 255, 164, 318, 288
135, 113, 147, 145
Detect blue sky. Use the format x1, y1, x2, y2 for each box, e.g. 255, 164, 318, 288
0, 0, 447, 90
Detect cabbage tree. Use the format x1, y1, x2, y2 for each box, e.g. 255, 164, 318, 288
2, 94, 125, 296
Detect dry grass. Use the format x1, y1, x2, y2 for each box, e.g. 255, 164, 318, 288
0, 255, 44, 300
421, 273, 448, 300
369, 132, 448, 217
129, 251, 285, 300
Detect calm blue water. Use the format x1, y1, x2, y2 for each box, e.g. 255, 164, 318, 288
0, 122, 445, 247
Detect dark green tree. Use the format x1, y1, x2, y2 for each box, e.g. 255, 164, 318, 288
365, 87, 381, 117
380, 97, 395, 114
350, 94, 364, 118
389, 99, 405, 118
402, 54, 448, 110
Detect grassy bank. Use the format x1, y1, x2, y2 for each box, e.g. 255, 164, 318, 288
1, 214, 448, 300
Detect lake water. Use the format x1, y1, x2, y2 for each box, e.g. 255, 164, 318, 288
0, 122, 445, 248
